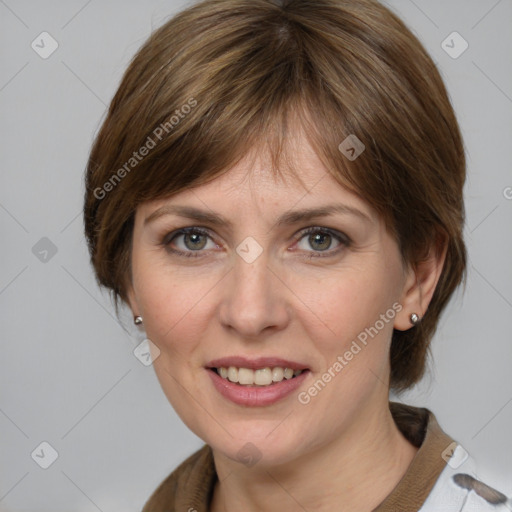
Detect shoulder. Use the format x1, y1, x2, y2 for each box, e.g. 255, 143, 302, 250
420, 444, 511, 512
141, 444, 215, 512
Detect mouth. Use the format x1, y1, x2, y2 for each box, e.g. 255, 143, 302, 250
205, 356, 310, 386
206, 363, 310, 407
208, 366, 308, 387
205, 357, 311, 406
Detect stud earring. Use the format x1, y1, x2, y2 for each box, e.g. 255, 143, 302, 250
134, 316, 143, 325
410, 313, 420, 326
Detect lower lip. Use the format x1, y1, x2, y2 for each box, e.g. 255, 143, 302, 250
207, 369, 310, 407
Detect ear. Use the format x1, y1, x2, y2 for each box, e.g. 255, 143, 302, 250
125, 284, 140, 318
394, 232, 448, 331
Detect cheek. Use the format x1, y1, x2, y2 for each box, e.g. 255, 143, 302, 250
133, 262, 219, 356
290, 266, 398, 345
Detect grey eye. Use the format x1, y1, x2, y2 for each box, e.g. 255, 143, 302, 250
181, 232, 208, 250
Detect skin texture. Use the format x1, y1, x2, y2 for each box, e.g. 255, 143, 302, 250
127, 128, 446, 511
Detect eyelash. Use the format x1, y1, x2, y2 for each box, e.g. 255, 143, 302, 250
161, 226, 351, 259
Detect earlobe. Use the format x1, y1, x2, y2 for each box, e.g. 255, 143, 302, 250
126, 285, 140, 319
394, 234, 448, 331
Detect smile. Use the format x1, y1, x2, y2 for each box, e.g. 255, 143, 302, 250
205, 356, 310, 406
213, 366, 304, 386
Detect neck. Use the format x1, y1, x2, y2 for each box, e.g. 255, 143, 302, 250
210, 400, 419, 512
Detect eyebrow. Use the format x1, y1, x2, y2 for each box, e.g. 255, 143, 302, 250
144, 203, 372, 228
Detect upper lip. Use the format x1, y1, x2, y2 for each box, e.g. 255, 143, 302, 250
206, 356, 309, 371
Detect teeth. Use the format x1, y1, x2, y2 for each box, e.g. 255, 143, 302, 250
272, 367, 284, 382
284, 368, 294, 380
227, 366, 238, 383
216, 366, 304, 386
238, 367, 254, 385
254, 368, 272, 386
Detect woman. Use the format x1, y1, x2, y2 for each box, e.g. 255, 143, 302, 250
83, 0, 509, 510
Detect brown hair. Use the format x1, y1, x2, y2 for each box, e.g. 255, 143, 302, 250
83, 0, 467, 392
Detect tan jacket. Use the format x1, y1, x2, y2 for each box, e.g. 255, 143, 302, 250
141, 402, 510, 511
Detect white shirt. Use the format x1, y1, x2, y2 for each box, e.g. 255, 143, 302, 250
421, 444, 511, 512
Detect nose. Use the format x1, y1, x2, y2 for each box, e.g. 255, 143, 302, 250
218, 249, 291, 339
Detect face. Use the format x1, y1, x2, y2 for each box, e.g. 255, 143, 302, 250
128, 130, 415, 467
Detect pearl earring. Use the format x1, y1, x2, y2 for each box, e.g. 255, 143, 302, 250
410, 313, 420, 325
134, 316, 143, 325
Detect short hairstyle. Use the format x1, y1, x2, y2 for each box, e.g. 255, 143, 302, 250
83, 0, 467, 392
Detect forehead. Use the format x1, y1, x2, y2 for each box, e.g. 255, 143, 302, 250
138, 130, 377, 223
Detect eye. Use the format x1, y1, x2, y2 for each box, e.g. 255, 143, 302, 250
161, 226, 351, 259
162, 227, 218, 257
294, 227, 350, 257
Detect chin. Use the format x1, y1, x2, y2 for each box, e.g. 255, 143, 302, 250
204, 422, 309, 469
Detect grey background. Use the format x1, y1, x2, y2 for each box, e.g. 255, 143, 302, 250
1, 0, 511, 510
